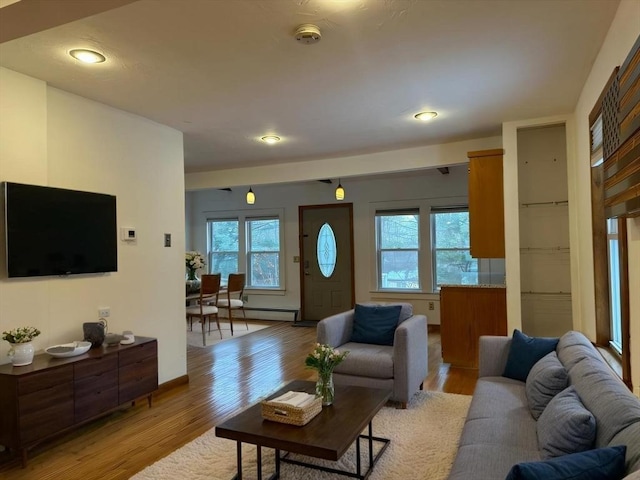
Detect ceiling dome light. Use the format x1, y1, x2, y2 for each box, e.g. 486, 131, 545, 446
414, 111, 438, 121
69, 49, 106, 64
261, 135, 281, 144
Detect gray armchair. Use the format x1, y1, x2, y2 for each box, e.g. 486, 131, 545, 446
317, 303, 428, 408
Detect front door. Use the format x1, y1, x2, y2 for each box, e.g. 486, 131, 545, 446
299, 204, 354, 321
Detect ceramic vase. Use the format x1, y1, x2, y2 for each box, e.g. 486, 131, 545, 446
316, 371, 335, 406
9, 342, 34, 366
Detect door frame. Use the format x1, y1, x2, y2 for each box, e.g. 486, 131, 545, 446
298, 203, 355, 321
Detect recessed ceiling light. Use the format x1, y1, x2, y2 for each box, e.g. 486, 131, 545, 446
69, 49, 106, 64
261, 135, 281, 144
414, 111, 438, 121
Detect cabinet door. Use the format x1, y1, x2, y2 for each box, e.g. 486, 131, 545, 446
468, 149, 505, 258
74, 356, 118, 423
118, 341, 158, 404
18, 366, 74, 444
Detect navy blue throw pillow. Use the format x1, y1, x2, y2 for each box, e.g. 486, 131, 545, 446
503, 329, 559, 382
350, 304, 402, 346
505, 445, 627, 480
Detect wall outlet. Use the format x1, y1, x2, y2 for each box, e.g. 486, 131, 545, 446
98, 307, 110, 318
428, 302, 435, 311
164, 233, 171, 247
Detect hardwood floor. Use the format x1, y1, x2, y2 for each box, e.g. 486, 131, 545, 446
0, 322, 477, 479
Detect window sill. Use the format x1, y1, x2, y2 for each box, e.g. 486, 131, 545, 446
596, 345, 623, 380
369, 290, 440, 300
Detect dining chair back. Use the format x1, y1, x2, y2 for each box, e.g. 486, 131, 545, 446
217, 272, 247, 335
186, 273, 222, 345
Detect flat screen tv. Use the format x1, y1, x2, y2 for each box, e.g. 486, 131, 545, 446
2, 182, 117, 278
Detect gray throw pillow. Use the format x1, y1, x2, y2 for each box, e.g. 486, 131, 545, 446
526, 351, 569, 420
537, 386, 596, 458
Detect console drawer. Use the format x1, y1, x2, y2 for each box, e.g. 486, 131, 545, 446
119, 357, 158, 404
74, 355, 118, 380
119, 341, 156, 367
18, 365, 73, 396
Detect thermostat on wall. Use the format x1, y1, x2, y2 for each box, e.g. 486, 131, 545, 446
120, 227, 136, 241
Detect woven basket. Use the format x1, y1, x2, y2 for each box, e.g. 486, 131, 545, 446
261, 396, 322, 426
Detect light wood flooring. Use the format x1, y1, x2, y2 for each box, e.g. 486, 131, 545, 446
0, 322, 477, 480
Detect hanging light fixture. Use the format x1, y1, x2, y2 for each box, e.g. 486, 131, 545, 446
246, 187, 255, 205
335, 180, 345, 201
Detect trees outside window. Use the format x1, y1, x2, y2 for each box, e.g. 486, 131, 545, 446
431, 210, 477, 287
375, 211, 420, 290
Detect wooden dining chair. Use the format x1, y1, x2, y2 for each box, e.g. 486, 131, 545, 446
217, 273, 247, 336
185, 273, 222, 346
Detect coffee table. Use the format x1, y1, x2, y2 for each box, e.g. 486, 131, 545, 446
215, 380, 391, 480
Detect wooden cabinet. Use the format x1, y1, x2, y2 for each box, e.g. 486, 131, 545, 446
440, 286, 507, 368
468, 148, 505, 258
0, 337, 157, 466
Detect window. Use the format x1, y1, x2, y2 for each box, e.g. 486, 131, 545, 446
431, 208, 477, 287
207, 214, 283, 289
246, 217, 280, 287
208, 219, 239, 283
607, 218, 622, 353
375, 210, 420, 290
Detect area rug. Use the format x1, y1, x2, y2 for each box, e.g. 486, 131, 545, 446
131, 391, 471, 480
186, 320, 272, 348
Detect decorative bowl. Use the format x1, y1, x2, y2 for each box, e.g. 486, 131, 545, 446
45, 341, 92, 358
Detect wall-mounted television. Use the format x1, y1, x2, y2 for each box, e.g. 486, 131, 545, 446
2, 182, 117, 278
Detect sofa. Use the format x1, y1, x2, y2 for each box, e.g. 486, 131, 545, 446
448, 330, 640, 479
317, 303, 427, 409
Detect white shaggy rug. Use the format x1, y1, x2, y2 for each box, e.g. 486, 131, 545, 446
131, 391, 471, 480
186, 320, 271, 348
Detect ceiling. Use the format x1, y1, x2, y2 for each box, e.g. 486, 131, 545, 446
0, 0, 619, 174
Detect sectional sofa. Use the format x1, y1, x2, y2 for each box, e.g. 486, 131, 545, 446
448, 331, 640, 479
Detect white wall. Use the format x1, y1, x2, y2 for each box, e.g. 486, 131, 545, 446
186, 153, 502, 325
0, 68, 186, 384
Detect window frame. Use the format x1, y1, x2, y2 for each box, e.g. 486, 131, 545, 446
206, 209, 285, 291
374, 209, 421, 291
246, 216, 281, 289
430, 206, 477, 289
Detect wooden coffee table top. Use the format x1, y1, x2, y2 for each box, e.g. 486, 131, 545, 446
215, 380, 391, 461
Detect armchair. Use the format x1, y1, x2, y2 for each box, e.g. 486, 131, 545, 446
317, 303, 428, 408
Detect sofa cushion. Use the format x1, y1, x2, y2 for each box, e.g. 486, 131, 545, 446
556, 330, 602, 372
503, 330, 559, 382
537, 386, 596, 458
610, 423, 640, 474
332, 342, 394, 379
350, 304, 401, 346
525, 351, 568, 420
448, 444, 541, 480
505, 445, 627, 480
466, 377, 530, 421
569, 356, 640, 448
459, 417, 538, 451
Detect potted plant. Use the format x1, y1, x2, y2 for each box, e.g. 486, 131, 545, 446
2, 326, 41, 366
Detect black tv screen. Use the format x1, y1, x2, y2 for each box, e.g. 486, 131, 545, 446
3, 182, 117, 278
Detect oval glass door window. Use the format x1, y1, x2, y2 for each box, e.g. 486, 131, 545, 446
317, 223, 337, 278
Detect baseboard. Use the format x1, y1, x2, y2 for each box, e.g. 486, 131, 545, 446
428, 324, 441, 333
154, 374, 189, 397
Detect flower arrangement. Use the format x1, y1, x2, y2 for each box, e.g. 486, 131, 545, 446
305, 343, 349, 406
185, 251, 206, 279
2, 326, 41, 344
305, 343, 349, 376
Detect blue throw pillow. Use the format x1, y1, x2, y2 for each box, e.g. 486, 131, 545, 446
350, 304, 402, 346
505, 445, 627, 480
503, 329, 559, 381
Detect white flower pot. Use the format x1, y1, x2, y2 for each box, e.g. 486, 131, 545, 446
10, 342, 34, 366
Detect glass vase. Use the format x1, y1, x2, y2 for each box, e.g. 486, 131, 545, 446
316, 371, 335, 406
185, 269, 201, 294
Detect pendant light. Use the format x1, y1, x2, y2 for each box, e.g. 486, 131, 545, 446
335, 180, 345, 201
246, 187, 255, 205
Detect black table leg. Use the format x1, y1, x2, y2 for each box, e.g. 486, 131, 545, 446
257, 446, 262, 480
368, 422, 374, 468
356, 435, 361, 477
235, 441, 242, 480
